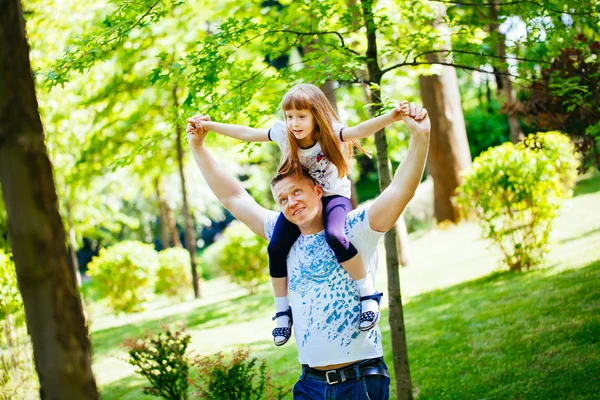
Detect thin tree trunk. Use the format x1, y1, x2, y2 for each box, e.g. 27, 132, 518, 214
320, 79, 338, 110
490, 0, 522, 143
316, 78, 362, 209
0, 2, 98, 397
167, 205, 183, 248
419, 5, 472, 224
155, 177, 171, 249
173, 85, 200, 298
395, 217, 410, 267
361, 1, 413, 398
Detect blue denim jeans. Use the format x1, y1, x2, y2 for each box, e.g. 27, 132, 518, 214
292, 358, 390, 400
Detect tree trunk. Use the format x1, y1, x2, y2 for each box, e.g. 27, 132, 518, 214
173, 86, 200, 298
419, 6, 472, 224
155, 177, 171, 249
489, 0, 522, 143
0, 2, 99, 397
395, 217, 410, 267
361, 1, 413, 398
320, 79, 338, 110
317, 78, 362, 209
167, 205, 183, 248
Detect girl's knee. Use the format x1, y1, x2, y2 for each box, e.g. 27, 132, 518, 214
268, 239, 286, 258
325, 230, 349, 251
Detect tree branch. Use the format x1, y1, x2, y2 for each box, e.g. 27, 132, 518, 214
266, 29, 361, 56
412, 49, 552, 65
197, 39, 302, 114
98, 1, 162, 48
431, 0, 598, 16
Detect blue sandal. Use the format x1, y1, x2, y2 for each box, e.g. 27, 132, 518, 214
359, 292, 383, 331
272, 307, 293, 346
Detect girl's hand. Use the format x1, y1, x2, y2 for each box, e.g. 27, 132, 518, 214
390, 101, 410, 121
187, 114, 211, 132
402, 103, 430, 138
186, 115, 210, 149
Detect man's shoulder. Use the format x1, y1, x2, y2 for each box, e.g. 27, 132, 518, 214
346, 206, 369, 232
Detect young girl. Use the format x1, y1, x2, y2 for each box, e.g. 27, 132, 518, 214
188, 84, 409, 346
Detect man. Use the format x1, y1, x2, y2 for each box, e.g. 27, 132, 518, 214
187, 103, 430, 399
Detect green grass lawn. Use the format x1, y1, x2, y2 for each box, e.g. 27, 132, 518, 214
92, 174, 600, 399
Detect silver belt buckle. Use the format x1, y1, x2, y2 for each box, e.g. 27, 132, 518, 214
325, 369, 339, 385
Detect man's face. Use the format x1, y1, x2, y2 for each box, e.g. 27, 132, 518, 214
273, 176, 323, 230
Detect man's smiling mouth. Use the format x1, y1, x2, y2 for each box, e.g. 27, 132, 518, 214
293, 208, 305, 216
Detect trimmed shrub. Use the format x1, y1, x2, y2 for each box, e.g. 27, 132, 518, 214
454, 135, 576, 271
87, 241, 158, 313
124, 325, 191, 400
518, 131, 580, 196
156, 248, 193, 297
202, 221, 268, 294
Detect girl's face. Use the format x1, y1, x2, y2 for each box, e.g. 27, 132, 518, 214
285, 108, 316, 145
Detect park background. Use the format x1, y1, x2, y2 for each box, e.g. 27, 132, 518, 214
0, 0, 599, 399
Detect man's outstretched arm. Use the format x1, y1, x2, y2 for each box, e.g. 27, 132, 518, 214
369, 103, 431, 233
187, 123, 268, 239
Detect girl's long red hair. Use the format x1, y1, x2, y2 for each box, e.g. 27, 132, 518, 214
277, 84, 367, 180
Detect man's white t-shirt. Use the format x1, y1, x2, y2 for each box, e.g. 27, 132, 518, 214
268, 120, 352, 198
264, 206, 384, 367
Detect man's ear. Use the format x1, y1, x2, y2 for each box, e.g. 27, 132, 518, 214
314, 184, 323, 198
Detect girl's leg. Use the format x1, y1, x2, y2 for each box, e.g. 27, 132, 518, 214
267, 213, 301, 343
323, 196, 379, 330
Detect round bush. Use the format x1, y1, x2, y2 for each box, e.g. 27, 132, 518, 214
518, 131, 580, 195
155, 248, 192, 297
87, 241, 159, 313
203, 221, 268, 294
454, 140, 568, 271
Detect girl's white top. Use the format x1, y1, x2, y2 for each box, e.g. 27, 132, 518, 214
269, 121, 351, 198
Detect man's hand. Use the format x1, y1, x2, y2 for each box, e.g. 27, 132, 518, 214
403, 103, 430, 138
186, 114, 211, 150
389, 100, 410, 122
187, 114, 211, 130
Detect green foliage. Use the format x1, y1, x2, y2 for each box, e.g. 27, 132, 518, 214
203, 221, 268, 294
454, 137, 574, 271
519, 36, 600, 171
155, 247, 192, 297
463, 103, 510, 158
192, 348, 289, 400
45, 0, 181, 88
0, 188, 7, 252
87, 241, 159, 313
124, 325, 191, 400
0, 251, 23, 324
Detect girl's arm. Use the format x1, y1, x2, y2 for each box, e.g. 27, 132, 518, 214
341, 101, 409, 141
187, 115, 270, 142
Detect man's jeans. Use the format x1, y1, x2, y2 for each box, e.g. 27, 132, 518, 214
292, 358, 390, 399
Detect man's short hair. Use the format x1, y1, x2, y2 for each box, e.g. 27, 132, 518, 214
270, 167, 316, 189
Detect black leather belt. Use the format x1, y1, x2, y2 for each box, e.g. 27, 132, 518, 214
303, 358, 390, 385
